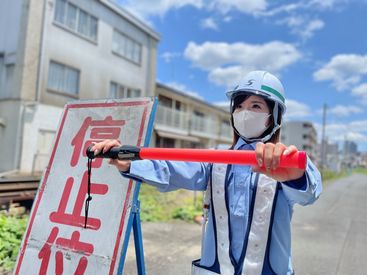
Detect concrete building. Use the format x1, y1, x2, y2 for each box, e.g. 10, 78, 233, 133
0, 0, 160, 174
343, 140, 358, 156
281, 121, 318, 162
153, 83, 232, 149
324, 142, 341, 172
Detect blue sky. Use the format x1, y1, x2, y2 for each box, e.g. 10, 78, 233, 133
116, 0, 367, 152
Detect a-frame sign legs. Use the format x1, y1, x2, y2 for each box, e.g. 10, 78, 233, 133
132, 200, 146, 275
117, 198, 146, 275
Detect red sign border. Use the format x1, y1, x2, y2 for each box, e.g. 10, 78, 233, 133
15, 100, 151, 275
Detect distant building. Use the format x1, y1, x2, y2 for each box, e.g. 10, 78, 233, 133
324, 142, 341, 172
154, 83, 232, 149
343, 140, 358, 156
281, 121, 318, 162
0, 0, 160, 174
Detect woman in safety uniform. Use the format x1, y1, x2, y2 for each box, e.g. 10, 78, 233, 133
91, 70, 322, 275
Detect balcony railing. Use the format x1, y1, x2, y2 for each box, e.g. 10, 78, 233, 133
155, 105, 189, 132
219, 123, 233, 142
155, 106, 232, 142
190, 114, 218, 138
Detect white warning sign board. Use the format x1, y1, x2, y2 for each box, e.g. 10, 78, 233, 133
14, 98, 156, 275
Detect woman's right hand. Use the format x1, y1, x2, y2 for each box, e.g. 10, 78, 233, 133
90, 139, 131, 172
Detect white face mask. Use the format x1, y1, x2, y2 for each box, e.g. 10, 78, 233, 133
232, 110, 270, 139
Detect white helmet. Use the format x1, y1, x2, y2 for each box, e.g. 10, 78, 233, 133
226, 70, 286, 142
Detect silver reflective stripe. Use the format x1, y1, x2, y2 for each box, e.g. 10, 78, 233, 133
201, 179, 212, 256
192, 264, 220, 275
212, 164, 234, 275
242, 174, 277, 275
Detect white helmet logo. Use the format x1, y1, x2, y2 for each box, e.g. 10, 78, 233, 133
245, 79, 255, 86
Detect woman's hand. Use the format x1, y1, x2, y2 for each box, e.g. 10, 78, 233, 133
252, 142, 305, 182
90, 139, 131, 172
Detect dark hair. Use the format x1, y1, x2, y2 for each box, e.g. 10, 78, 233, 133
230, 95, 282, 149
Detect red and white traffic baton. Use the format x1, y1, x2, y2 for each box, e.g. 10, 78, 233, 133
83, 145, 306, 228
86, 146, 307, 169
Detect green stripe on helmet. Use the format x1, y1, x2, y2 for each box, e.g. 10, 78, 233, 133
261, 85, 285, 103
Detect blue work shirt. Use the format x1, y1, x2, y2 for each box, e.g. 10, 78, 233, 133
122, 138, 322, 274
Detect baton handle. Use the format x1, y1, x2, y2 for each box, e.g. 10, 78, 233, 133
86, 145, 142, 160
87, 146, 307, 169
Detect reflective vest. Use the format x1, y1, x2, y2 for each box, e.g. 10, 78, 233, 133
192, 163, 279, 275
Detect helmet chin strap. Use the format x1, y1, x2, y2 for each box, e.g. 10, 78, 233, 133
232, 102, 281, 144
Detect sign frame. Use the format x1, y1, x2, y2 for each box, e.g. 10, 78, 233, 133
14, 98, 158, 275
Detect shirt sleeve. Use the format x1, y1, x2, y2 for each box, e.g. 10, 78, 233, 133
120, 159, 210, 192
280, 156, 323, 206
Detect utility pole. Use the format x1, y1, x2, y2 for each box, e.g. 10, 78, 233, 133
320, 104, 327, 172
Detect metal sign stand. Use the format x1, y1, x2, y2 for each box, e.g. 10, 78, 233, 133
116, 98, 158, 275
131, 199, 145, 275
117, 182, 146, 275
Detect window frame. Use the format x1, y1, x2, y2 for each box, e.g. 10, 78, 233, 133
109, 81, 141, 99
53, 0, 99, 44
112, 29, 142, 65
47, 60, 80, 98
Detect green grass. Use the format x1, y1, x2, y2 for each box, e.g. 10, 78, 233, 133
353, 168, 367, 175
0, 213, 28, 273
321, 169, 349, 182
138, 184, 203, 222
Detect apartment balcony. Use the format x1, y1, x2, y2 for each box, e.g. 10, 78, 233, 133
190, 114, 218, 139
219, 123, 233, 143
155, 105, 189, 135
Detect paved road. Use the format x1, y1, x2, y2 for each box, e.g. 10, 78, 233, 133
292, 173, 367, 275
123, 174, 367, 274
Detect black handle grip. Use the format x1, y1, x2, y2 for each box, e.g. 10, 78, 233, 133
86, 145, 142, 160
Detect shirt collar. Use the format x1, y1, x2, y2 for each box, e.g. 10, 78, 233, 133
234, 137, 257, 150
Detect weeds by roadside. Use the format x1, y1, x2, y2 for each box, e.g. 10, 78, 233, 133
0, 212, 28, 273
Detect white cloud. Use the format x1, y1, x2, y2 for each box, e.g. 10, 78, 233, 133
161, 52, 181, 63
116, 0, 203, 18
165, 82, 204, 100
213, 101, 230, 112
208, 0, 267, 15
352, 83, 367, 104
309, 0, 339, 9
277, 16, 324, 41
313, 54, 367, 91
184, 41, 301, 87
117, 0, 266, 18
301, 19, 325, 40
283, 99, 311, 120
327, 105, 363, 117
350, 120, 367, 133
259, 3, 302, 17
223, 16, 232, 22
117, 0, 344, 20
259, 0, 340, 18
315, 119, 367, 145
344, 132, 367, 142
200, 17, 219, 31
208, 66, 245, 87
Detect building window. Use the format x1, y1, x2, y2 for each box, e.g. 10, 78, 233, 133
48, 61, 80, 95
194, 110, 205, 117
54, 0, 98, 41
158, 95, 173, 108
109, 82, 141, 98
112, 30, 142, 64
156, 135, 175, 148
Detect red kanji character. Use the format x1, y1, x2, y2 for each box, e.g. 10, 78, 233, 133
38, 227, 93, 275
50, 171, 108, 230
70, 116, 125, 167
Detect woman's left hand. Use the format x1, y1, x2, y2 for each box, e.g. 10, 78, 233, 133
252, 142, 306, 182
